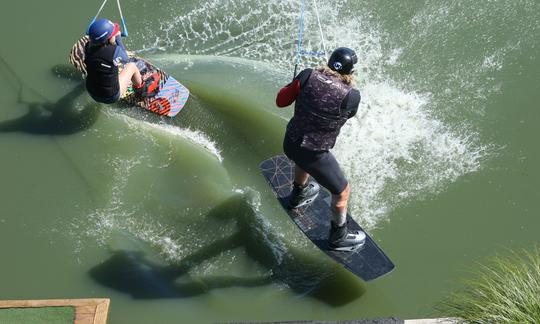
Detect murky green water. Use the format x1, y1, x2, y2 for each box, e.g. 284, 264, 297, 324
1, 0, 539, 323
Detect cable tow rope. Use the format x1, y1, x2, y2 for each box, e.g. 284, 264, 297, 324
116, 0, 128, 37
293, 0, 305, 79
293, 0, 328, 79
86, 0, 108, 35
311, 0, 328, 62
87, 0, 129, 37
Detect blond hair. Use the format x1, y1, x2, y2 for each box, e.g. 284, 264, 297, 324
316, 66, 355, 86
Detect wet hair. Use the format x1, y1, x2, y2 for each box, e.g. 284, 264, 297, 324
316, 66, 355, 86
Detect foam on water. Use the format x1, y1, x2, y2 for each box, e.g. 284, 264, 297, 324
139, 0, 300, 61
336, 82, 488, 228
78, 155, 145, 246
77, 152, 226, 263
116, 113, 224, 162
72, 112, 229, 262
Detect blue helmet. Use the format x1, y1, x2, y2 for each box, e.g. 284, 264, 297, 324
87, 18, 119, 44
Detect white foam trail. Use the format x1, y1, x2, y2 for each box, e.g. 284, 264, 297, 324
116, 113, 223, 162
73, 112, 225, 260
81, 155, 145, 247
139, 0, 319, 67
78, 153, 210, 262
140, 121, 223, 163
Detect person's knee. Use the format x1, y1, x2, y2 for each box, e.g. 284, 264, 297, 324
122, 63, 139, 76
124, 62, 137, 70
332, 183, 350, 209
122, 63, 142, 85
119, 63, 134, 78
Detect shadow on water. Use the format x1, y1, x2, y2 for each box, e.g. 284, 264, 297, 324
0, 58, 99, 135
89, 194, 365, 306
0, 56, 100, 204
0, 82, 99, 135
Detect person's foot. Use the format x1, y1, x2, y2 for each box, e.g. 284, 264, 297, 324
134, 73, 161, 98
328, 221, 366, 252
288, 181, 320, 209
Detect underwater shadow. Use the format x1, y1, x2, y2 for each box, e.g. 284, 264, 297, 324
0, 58, 99, 136
89, 194, 364, 306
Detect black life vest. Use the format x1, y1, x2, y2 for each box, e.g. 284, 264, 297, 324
84, 43, 119, 99
286, 69, 352, 151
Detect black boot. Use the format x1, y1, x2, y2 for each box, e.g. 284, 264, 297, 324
328, 221, 366, 252
288, 181, 320, 209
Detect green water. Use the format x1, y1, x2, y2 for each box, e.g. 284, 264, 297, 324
1, 0, 539, 323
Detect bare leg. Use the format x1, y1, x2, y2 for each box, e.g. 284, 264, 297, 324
293, 165, 310, 187
328, 183, 364, 251
118, 63, 143, 97
331, 183, 350, 226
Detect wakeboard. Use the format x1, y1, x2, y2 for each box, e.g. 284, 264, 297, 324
260, 154, 395, 281
69, 36, 189, 117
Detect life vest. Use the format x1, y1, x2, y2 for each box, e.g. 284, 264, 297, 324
286, 69, 352, 151
84, 43, 119, 99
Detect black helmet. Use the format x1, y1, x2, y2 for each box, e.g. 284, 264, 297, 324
327, 47, 358, 75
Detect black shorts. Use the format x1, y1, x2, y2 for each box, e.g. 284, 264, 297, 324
283, 135, 348, 195
89, 91, 121, 104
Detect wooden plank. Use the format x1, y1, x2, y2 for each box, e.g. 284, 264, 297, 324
0, 299, 107, 308
75, 312, 96, 324
93, 299, 110, 324
76, 305, 97, 313
0, 298, 110, 324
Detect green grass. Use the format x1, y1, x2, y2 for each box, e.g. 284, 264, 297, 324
0, 307, 75, 324
438, 247, 540, 324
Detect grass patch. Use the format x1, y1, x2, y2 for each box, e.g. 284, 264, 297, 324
0, 306, 75, 324
438, 247, 540, 323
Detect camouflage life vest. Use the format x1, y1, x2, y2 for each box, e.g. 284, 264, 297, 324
286, 69, 352, 151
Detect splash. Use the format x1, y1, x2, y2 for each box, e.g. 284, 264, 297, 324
133, 0, 494, 229
78, 155, 145, 247
117, 113, 223, 162
335, 82, 488, 228
71, 111, 232, 262
78, 153, 231, 263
